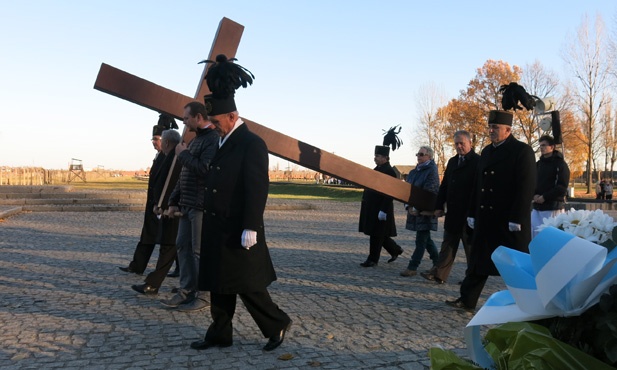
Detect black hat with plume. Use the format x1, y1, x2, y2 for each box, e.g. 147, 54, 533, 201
499, 82, 536, 111
152, 113, 178, 136
375, 125, 403, 156
199, 54, 254, 116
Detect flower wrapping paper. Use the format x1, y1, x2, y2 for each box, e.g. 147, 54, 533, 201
464, 226, 617, 369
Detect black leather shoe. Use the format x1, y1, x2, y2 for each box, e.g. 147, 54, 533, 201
167, 269, 179, 278
445, 298, 474, 312
190, 339, 232, 350
360, 260, 377, 267
131, 284, 158, 295
420, 272, 445, 284
263, 321, 292, 351
387, 248, 404, 263
119, 266, 142, 275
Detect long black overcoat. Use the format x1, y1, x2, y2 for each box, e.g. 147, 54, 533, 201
468, 135, 536, 276
435, 151, 480, 233
152, 149, 181, 245
358, 162, 397, 237
139, 152, 166, 244
198, 123, 277, 294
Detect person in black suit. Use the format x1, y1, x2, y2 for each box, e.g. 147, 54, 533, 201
446, 110, 536, 311
190, 55, 291, 352
131, 129, 182, 295
359, 141, 403, 267
420, 130, 479, 284
119, 115, 179, 277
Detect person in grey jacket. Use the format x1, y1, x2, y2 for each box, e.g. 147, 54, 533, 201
400, 146, 440, 277
162, 101, 218, 311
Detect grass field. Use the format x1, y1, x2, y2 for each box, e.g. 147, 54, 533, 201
67, 177, 602, 201
69, 178, 363, 201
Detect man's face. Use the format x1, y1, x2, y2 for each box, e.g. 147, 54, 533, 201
151, 136, 162, 152
161, 138, 174, 155
374, 154, 388, 166
454, 135, 472, 156
208, 112, 236, 137
182, 106, 200, 132
488, 124, 511, 144
539, 140, 554, 157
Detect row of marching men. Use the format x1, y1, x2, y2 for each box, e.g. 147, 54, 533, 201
119, 55, 292, 352
358, 109, 569, 312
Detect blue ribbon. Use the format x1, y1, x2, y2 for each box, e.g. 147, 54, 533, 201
465, 227, 617, 368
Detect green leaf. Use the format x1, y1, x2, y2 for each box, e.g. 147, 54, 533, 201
602, 338, 617, 364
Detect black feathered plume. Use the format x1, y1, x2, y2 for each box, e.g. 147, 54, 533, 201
157, 113, 178, 130
199, 54, 254, 98
499, 82, 536, 111
382, 125, 403, 151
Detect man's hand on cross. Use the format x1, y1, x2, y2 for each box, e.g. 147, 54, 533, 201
175, 142, 188, 156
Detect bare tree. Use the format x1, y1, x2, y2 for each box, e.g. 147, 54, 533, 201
413, 82, 450, 173
561, 14, 614, 193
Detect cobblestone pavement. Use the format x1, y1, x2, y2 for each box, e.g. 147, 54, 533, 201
0, 199, 506, 369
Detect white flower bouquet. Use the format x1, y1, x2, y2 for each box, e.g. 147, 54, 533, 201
537, 208, 617, 247
430, 208, 617, 369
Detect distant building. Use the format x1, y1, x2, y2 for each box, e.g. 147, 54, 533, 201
393, 165, 415, 180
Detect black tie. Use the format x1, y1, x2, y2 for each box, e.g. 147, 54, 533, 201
458, 156, 464, 167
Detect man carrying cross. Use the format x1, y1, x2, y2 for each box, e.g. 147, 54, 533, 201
161, 101, 218, 311
190, 55, 292, 352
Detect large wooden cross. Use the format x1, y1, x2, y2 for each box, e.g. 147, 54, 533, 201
94, 17, 435, 210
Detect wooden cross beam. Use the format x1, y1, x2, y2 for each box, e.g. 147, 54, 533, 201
93, 19, 435, 210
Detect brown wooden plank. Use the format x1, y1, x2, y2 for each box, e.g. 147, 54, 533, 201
93, 65, 435, 210
95, 63, 192, 119
243, 119, 435, 209
194, 17, 244, 99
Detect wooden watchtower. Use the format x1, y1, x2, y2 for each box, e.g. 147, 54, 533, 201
67, 158, 86, 183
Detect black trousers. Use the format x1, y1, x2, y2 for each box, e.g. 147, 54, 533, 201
367, 221, 401, 263
459, 273, 488, 309
205, 290, 290, 344
128, 242, 155, 274
144, 244, 176, 288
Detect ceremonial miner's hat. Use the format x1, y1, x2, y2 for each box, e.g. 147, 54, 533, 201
152, 113, 178, 136
152, 125, 164, 137
488, 110, 513, 126
375, 125, 403, 156
200, 54, 254, 116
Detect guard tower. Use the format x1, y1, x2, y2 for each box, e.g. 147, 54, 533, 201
67, 158, 86, 183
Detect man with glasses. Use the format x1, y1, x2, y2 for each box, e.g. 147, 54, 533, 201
119, 115, 178, 276
531, 135, 570, 238
446, 110, 535, 311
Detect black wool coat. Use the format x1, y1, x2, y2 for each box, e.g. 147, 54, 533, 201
139, 152, 166, 244
199, 123, 277, 294
435, 151, 480, 233
358, 161, 397, 237
468, 135, 536, 276
533, 150, 570, 211
152, 149, 182, 245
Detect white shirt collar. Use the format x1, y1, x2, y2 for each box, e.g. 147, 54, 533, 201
219, 118, 244, 148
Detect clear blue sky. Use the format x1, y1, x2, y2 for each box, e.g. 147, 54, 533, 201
1, 0, 615, 171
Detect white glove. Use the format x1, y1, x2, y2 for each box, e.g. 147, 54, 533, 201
467, 217, 475, 229
508, 222, 521, 232
241, 229, 257, 249
378, 211, 387, 221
